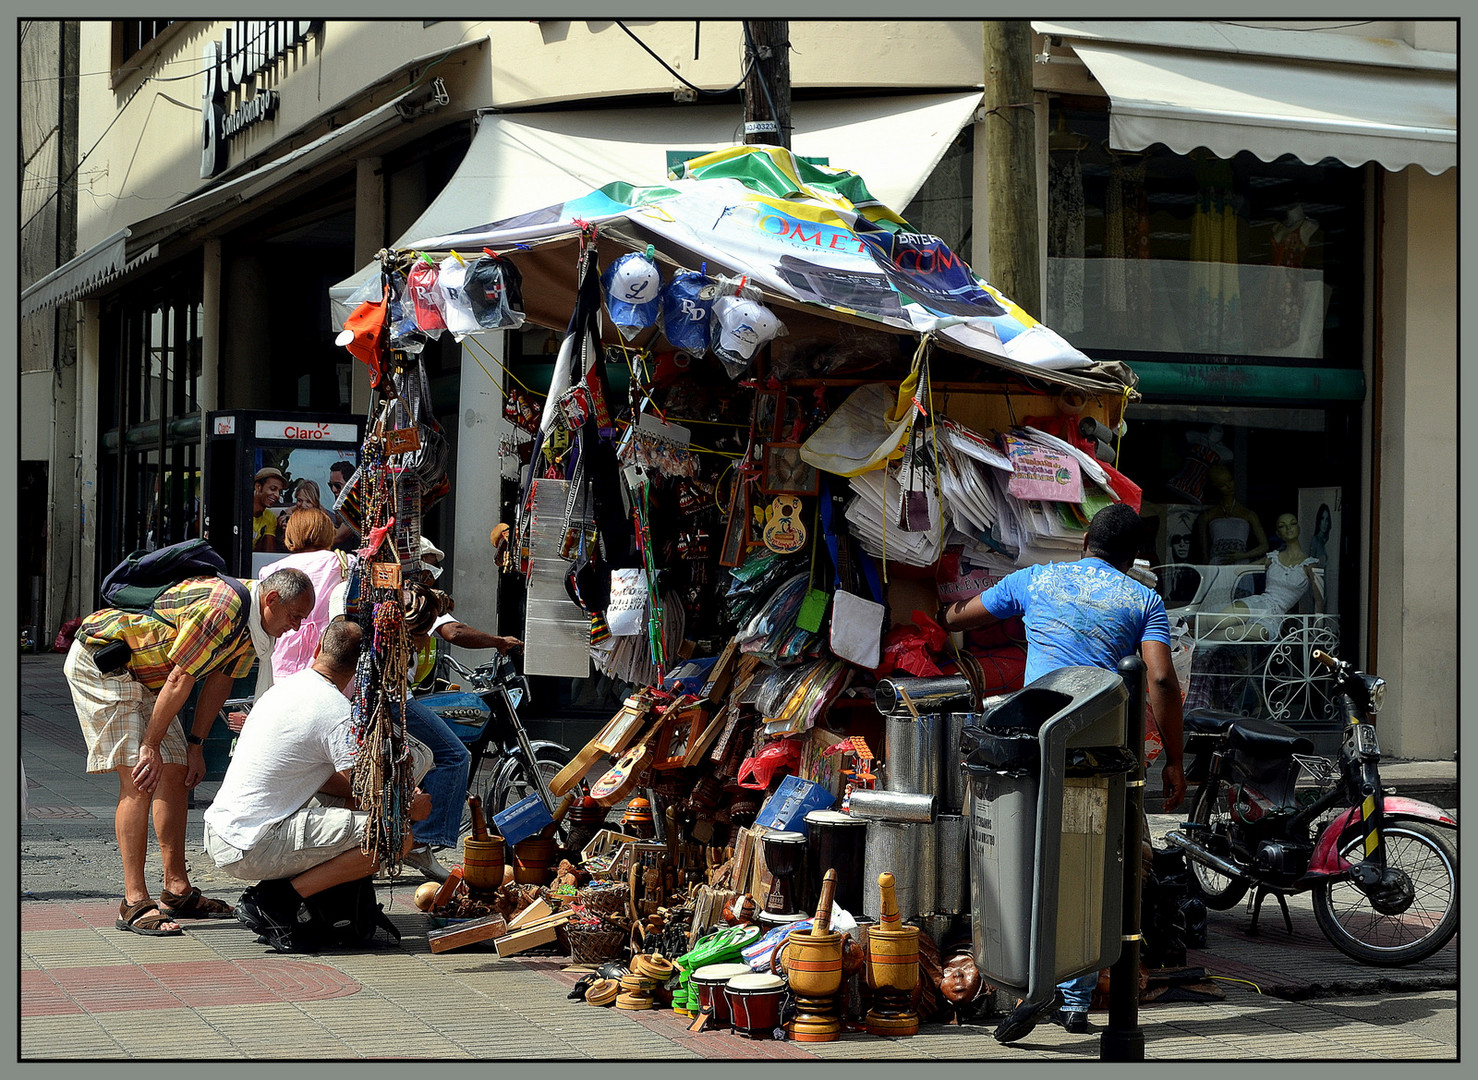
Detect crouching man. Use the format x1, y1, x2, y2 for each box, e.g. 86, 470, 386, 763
203, 619, 430, 951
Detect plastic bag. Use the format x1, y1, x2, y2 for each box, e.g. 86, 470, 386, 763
799, 383, 913, 478
53, 617, 82, 653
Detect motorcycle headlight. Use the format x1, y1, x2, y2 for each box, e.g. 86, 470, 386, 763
1363, 676, 1387, 714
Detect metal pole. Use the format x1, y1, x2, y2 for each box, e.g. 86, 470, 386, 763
1102, 654, 1146, 1061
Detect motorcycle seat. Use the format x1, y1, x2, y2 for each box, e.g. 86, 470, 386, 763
1226, 715, 1315, 758
1184, 708, 1246, 735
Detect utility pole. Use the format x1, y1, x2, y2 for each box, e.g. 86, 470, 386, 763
981, 20, 1040, 315
742, 21, 790, 150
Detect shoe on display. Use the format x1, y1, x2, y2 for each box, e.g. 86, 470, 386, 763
403, 845, 451, 883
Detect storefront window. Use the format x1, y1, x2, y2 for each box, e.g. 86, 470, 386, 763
1045, 102, 1365, 366
97, 263, 204, 582
1045, 101, 1369, 733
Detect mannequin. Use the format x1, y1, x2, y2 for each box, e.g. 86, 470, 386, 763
1272, 205, 1319, 252
1194, 465, 1268, 565
1201, 514, 1322, 642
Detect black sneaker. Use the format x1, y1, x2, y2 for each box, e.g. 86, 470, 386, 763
994, 993, 1060, 1044
1054, 1009, 1093, 1035
236, 880, 300, 948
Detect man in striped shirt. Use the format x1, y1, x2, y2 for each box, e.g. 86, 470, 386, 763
65, 567, 314, 937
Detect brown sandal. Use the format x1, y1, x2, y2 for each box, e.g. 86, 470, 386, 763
115, 898, 183, 937
159, 886, 235, 920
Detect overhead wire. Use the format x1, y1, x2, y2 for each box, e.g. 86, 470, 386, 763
615, 20, 753, 95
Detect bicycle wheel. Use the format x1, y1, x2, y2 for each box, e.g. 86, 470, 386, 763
1312, 821, 1458, 966
1185, 782, 1250, 910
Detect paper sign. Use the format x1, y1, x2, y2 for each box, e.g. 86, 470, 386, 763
1004, 435, 1083, 503
606, 568, 648, 637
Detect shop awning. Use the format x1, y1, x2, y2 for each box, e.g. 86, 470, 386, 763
19, 229, 159, 319
329, 92, 984, 317
1036, 20, 1455, 174
21, 89, 419, 318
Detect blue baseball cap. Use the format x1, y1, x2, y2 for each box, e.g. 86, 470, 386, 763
657, 271, 715, 355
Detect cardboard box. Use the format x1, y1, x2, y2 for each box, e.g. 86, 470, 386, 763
491, 792, 554, 846
754, 775, 835, 832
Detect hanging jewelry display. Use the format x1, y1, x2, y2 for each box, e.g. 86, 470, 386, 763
348, 351, 417, 875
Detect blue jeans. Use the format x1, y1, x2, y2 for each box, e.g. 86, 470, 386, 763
1059, 972, 1096, 1013
403, 697, 471, 848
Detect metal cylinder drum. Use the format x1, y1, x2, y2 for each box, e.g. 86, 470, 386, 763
847, 789, 937, 824
874, 676, 976, 717
934, 813, 970, 916
942, 712, 974, 814
863, 821, 937, 922
915, 817, 939, 917
882, 713, 941, 795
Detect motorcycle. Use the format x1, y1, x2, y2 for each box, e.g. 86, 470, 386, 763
416, 651, 573, 843
1164, 648, 1457, 966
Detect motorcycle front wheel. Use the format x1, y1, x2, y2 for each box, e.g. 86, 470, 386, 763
1186, 781, 1250, 910
1312, 820, 1458, 967
491, 752, 574, 848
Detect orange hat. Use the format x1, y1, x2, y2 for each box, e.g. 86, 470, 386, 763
335, 285, 389, 386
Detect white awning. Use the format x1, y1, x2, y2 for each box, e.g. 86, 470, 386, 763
329, 92, 983, 321
20, 229, 158, 319
1037, 21, 1455, 175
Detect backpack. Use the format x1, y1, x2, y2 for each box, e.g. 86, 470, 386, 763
101, 539, 235, 611
288, 877, 401, 952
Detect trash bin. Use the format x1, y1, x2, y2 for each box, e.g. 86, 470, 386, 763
962, 666, 1135, 1005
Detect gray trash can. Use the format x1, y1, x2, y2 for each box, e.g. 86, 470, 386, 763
963, 666, 1136, 1005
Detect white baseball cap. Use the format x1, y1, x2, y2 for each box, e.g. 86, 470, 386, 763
417, 536, 445, 579
600, 252, 662, 336
711, 296, 782, 366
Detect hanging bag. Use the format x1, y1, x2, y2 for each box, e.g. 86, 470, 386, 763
821, 478, 886, 669
895, 341, 941, 534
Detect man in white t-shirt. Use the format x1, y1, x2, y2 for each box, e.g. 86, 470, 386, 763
204, 619, 429, 950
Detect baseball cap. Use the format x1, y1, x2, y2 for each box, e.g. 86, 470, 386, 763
335, 288, 389, 383
404, 260, 447, 335
465, 253, 526, 330
435, 254, 481, 338
600, 251, 662, 339
255, 466, 286, 485
657, 271, 714, 355
417, 536, 445, 579
710, 296, 783, 376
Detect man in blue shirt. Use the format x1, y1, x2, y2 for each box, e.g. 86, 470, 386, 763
942, 503, 1186, 1037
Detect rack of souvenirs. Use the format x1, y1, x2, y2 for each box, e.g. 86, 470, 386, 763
333, 146, 1144, 1032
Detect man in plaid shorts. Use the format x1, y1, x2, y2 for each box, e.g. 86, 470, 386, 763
64, 567, 315, 937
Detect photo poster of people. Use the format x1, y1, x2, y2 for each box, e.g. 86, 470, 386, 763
1298, 486, 1340, 615
250, 447, 358, 577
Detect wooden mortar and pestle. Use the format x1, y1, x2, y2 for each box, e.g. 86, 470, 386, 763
772, 868, 846, 1042
463, 794, 505, 893
864, 871, 921, 1037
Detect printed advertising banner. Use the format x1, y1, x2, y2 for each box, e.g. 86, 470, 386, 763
404, 145, 1096, 376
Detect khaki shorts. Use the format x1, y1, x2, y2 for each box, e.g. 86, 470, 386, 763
64, 638, 187, 773
205, 805, 368, 882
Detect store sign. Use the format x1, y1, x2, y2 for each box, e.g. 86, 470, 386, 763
254, 419, 358, 443
201, 20, 322, 178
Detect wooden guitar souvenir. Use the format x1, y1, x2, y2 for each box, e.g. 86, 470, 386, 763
591, 742, 654, 807
762, 495, 807, 554
549, 695, 654, 796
